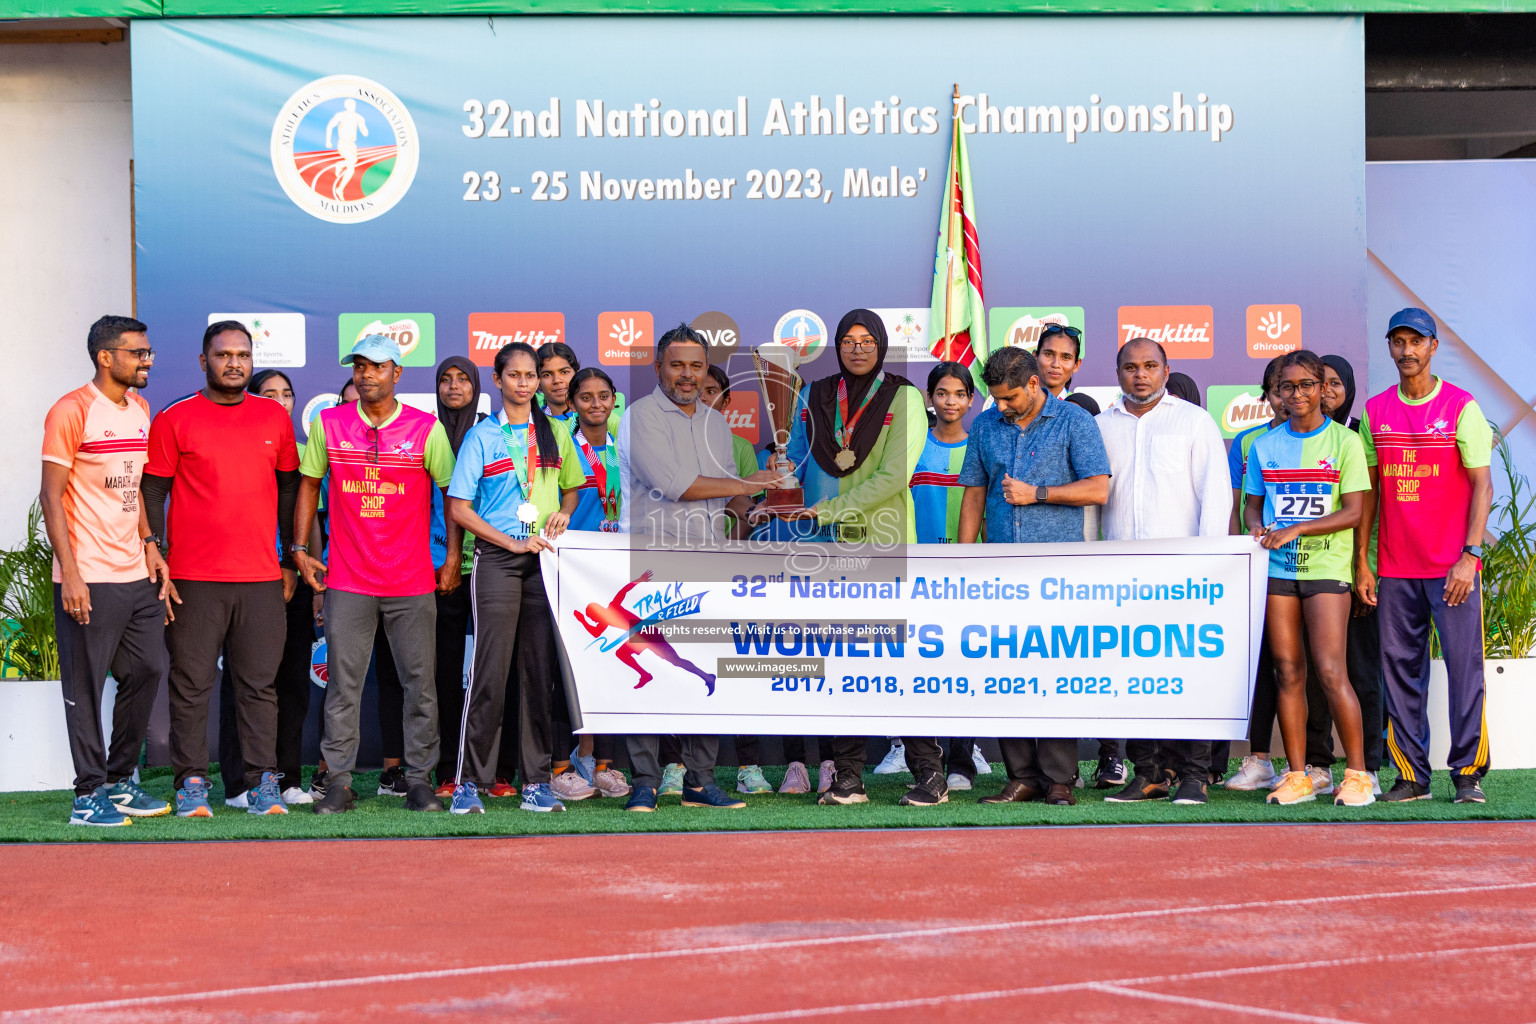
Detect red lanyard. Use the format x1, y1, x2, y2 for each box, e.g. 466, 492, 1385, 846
575, 432, 620, 520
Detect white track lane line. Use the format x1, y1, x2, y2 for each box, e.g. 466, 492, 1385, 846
5, 880, 1536, 1019
1085, 984, 1368, 1024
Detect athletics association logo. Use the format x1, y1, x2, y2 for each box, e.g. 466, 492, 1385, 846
774, 309, 827, 364
271, 75, 420, 224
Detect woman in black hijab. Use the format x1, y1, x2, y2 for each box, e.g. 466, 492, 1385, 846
1167, 371, 1202, 407
1321, 354, 1358, 429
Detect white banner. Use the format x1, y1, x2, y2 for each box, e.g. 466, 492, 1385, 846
542, 534, 1268, 740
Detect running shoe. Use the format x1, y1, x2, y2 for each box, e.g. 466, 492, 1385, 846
1453, 775, 1487, 804
550, 769, 596, 802
1306, 764, 1336, 796
70, 788, 130, 827
972, 744, 992, 776
520, 782, 566, 812
1334, 768, 1376, 807
451, 781, 485, 814
1171, 776, 1208, 805
1381, 778, 1431, 802
779, 761, 811, 794
433, 778, 456, 799
307, 768, 328, 800
736, 765, 773, 794
104, 778, 170, 818
873, 740, 908, 775
1091, 756, 1131, 789
247, 771, 288, 815
176, 776, 214, 818
282, 786, 314, 806
659, 762, 685, 797
682, 784, 747, 808
592, 768, 632, 798
569, 747, 597, 786
626, 786, 658, 812
1222, 754, 1278, 791
946, 772, 973, 791
1267, 770, 1316, 806
817, 759, 837, 793
1367, 771, 1382, 795
1104, 772, 1174, 803
486, 777, 518, 798
377, 765, 409, 796
899, 771, 949, 806
224, 789, 249, 809
818, 769, 869, 805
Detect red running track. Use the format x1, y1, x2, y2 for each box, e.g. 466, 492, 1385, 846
3, 822, 1536, 1023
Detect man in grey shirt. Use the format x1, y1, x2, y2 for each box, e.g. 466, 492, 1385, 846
617, 323, 784, 811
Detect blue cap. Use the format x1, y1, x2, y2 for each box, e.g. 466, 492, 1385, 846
1387, 307, 1437, 339
342, 333, 402, 366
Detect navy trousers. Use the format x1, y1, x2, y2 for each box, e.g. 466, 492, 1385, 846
1379, 575, 1488, 785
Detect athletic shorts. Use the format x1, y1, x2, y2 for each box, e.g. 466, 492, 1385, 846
1267, 577, 1351, 599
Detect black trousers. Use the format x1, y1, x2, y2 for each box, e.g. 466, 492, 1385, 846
1126, 739, 1211, 782
945, 737, 977, 779
831, 736, 941, 778
220, 578, 317, 796
54, 579, 165, 796
999, 737, 1079, 787
630, 734, 719, 789
1345, 606, 1385, 773
734, 736, 830, 766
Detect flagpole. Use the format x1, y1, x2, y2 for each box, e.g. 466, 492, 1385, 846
944, 83, 958, 364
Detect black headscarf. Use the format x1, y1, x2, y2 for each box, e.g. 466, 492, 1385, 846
805, 309, 915, 478
1321, 354, 1357, 427
1166, 372, 1202, 408
435, 355, 483, 455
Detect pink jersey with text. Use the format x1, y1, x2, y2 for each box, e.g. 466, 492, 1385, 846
320, 403, 439, 597
1365, 381, 1476, 579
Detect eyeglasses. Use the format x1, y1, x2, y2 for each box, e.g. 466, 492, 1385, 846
1277, 379, 1320, 397
109, 347, 155, 361
839, 339, 878, 352
366, 426, 379, 465
1040, 324, 1082, 339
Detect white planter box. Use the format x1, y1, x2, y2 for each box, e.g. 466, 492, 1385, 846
0, 678, 115, 792
1428, 658, 1536, 771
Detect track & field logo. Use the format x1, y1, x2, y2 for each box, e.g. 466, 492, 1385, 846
271, 75, 420, 224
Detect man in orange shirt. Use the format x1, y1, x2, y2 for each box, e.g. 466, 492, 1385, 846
40, 316, 176, 827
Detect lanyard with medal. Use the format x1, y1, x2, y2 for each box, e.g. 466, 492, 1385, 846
575, 431, 621, 531
833, 373, 883, 471
499, 414, 540, 533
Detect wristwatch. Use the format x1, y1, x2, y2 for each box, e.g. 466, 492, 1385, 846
1035, 484, 1050, 504
290, 544, 309, 556
143, 534, 164, 553
1463, 544, 1484, 559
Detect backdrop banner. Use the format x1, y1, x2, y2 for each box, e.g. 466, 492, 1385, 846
131, 15, 1366, 438
543, 534, 1268, 739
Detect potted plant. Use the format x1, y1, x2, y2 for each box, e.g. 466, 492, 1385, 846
0, 503, 76, 791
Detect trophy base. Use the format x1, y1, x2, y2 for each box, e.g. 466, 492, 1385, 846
761, 487, 805, 513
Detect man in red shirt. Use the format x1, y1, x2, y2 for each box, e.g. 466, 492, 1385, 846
143, 321, 301, 818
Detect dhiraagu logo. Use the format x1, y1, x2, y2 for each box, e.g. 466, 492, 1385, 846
988, 307, 1087, 356
338, 314, 436, 367
1208, 385, 1272, 439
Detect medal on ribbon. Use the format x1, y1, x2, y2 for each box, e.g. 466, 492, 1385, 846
576, 431, 621, 525
833, 374, 882, 472
500, 416, 539, 533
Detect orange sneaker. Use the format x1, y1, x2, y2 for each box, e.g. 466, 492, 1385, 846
1334, 768, 1377, 807
434, 778, 456, 799
486, 777, 518, 798
1266, 770, 1316, 805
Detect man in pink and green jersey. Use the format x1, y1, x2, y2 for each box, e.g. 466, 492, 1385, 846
1357, 307, 1494, 804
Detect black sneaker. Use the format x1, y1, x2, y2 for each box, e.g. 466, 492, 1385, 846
308, 768, 328, 801
1453, 775, 1486, 804
405, 782, 443, 811
899, 770, 949, 806
1091, 756, 1130, 789
1104, 772, 1173, 803
377, 765, 408, 796
1380, 778, 1432, 802
314, 785, 356, 814
1171, 776, 1208, 805
818, 769, 869, 805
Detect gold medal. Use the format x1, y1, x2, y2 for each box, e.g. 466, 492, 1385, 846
834, 448, 857, 471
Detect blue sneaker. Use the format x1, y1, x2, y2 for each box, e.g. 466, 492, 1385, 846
681, 783, 747, 809
246, 771, 288, 815
104, 778, 170, 818
70, 788, 130, 827
451, 781, 485, 815
520, 782, 565, 813
176, 776, 214, 818
625, 785, 658, 812
569, 746, 597, 785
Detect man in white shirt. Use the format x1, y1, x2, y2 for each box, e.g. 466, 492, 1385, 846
1097, 337, 1232, 807
617, 323, 784, 811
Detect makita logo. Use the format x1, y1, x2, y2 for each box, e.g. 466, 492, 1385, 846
471, 329, 562, 350
1121, 322, 1210, 345
467, 313, 566, 367
1116, 305, 1214, 359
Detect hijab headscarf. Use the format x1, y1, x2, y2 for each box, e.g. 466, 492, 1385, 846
805, 309, 915, 478
1321, 354, 1357, 427
435, 355, 483, 455
1166, 372, 1202, 408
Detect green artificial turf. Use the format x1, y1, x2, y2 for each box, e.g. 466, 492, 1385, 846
0, 762, 1529, 843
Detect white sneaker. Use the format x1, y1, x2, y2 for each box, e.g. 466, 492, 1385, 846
1367, 770, 1381, 795
224, 790, 249, 809
1306, 764, 1336, 796
817, 759, 837, 793
779, 761, 811, 794
1223, 754, 1278, 791
549, 770, 596, 802
873, 741, 908, 774
971, 744, 991, 776
946, 772, 972, 791
281, 786, 314, 805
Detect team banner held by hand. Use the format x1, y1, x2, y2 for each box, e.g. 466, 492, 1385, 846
542, 534, 1268, 739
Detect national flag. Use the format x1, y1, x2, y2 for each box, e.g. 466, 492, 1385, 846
928, 98, 986, 382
